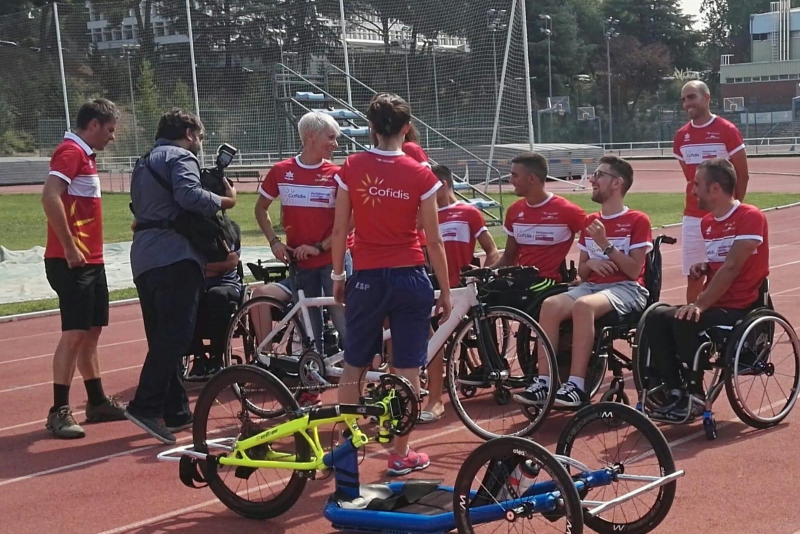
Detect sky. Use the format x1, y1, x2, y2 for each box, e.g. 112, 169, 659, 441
680, 0, 704, 28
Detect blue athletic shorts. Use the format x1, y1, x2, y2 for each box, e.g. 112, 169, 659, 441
343, 266, 434, 369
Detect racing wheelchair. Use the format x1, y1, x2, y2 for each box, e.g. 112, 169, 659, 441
158, 365, 684, 534
632, 278, 800, 440
513, 234, 678, 405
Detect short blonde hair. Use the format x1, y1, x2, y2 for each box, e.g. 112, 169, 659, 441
298, 111, 340, 141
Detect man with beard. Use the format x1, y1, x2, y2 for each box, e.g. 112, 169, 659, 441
674, 81, 749, 304
125, 108, 237, 444
645, 158, 768, 420
522, 155, 652, 409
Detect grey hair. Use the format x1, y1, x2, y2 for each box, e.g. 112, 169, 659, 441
298, 111, 340, 140
682, 80, 710, 96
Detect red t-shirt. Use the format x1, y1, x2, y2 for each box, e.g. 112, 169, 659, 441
503, 195, 585, 281
44, 133, 104, 264
578, 208, 652, 285
438, 201, 488, 287
335, 148, 441, 271
701, 202, 769, 309
259, 157, 341, 269
673, 115, 745, 218
403, 141, 430, 246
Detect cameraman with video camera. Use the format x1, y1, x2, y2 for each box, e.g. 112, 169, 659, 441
125, 108, 236, 445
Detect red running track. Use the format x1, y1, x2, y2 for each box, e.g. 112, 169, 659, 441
1, 207, 800, 534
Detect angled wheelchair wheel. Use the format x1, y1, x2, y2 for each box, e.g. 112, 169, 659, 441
724, 311, 800, 429
453, 437, 584, 534
193, 365, 310, 519
556, 402, 677, 534
445, 307, 558, 440
631, 303, 672, 411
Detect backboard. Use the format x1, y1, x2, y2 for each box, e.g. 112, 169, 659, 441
577, 106, 596, 121
723, 97, 745, 113
548, 96, 570, 114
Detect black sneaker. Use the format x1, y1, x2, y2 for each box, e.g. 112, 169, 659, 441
205, 357, 223, 377
125, 410, 176, 445
458, 365, 487, 386
513, 380, 549, 406
85, 395, 127, 423
654, 389, 685, 414
554, 381, 587, 408
165, 414, 194, 433
188, 357, 208, 380
659, 394, 704, 421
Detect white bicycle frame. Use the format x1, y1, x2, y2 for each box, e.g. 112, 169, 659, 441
253, 280, 479, 383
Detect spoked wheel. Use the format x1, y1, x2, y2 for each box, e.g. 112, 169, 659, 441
724, 311, 800, 429
556, 402, 677, 534
445, 306, 557, 440
193, 365, 310, 519
453, 437, 584, 534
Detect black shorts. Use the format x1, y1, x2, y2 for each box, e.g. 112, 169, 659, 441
45, 258, 109, 331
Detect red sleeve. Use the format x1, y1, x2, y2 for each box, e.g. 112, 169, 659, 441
629, 213, 653, 250
334, 158, 351, 191
259, 166, 280, 199
503, 203, 515, 236
725, 121, 745, 156
470, 207, 488, 238
403, 143, 429, 165
735, 207, 766, 243
578, 223, 589, 250
418, 165, 441, 201
49, 145, 83, 183
569, 203, 587, 234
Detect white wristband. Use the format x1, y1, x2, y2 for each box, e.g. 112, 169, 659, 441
330, 271, 346, 281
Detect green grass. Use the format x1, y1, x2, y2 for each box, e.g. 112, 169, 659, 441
1, 191, 798, 316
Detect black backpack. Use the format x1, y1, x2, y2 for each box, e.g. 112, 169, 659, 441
132, 152, 233, 263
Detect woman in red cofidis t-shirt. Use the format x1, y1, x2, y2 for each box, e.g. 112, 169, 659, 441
330, 93, 451, 476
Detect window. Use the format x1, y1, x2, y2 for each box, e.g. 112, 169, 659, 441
112, 28, 122, 41
725, 78, 734, 83
743, 77, 751, 82
103, 27, 112, 41
781, 74, 790, 79
770, 75, 780, 80
791, 74, 799, 79
753, 33, 769, 41
123, 25, 133, 40
91, 28, 102, 43
734, 77, 742, 83
153, 21, 166, 37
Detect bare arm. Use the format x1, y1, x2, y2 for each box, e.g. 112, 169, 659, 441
577, 250, 591, 281
730, 150, 749, 201
477, 230, 500, 267
41, 176, 85, 268
255, 194, 289, 263
487, 235, 519, 269
694, 239, 759, 311
205, 251, 239, 277
419, 195, 452, 322
606, 247, 648, 281
331, 188, 352, 277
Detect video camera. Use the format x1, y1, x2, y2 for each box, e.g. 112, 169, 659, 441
200, 143, 238, 197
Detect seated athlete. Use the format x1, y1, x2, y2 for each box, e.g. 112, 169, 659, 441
488, 152, 585, 282
420, 164, 500, 423
515, 155, 652, 408
645, 158, 769, 419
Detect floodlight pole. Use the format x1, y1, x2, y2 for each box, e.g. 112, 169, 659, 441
339, 0, 353, 106
604, 18, 618, 148
540, 15, 553, 142
53, 3, 70, 131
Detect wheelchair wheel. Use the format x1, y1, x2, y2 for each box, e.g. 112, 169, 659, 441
193, 365, 310, 519
724, 311, 800, 429
453, 436, 584, 534
556, 402, 677, 534
224, 296, 308, 371
446, 306, 558, 440
631, 303, 672, 410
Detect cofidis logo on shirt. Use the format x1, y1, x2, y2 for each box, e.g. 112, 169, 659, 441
356, 174, 409, 206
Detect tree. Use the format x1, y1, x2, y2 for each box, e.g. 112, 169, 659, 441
172, 80, 194, 112
137, 59, 160, 143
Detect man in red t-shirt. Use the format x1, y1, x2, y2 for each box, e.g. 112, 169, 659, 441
41, 99, 125, 439
253, 111, 347, 405
646, 158, 768, 420
515, 156, 652, 408
489, 152, 586, 283
674, 81, 749, 304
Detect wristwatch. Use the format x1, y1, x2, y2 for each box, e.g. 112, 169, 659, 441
315, 242, 325, 253
603, 244, 616, 256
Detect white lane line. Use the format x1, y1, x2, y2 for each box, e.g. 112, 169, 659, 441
0, 318, 143, 343
0, 338, 146, 366
0, 412, 84, 434
0, 364, 142, 394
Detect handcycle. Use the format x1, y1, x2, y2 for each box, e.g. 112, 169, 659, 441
225, 260, 560, 438
633, 278, 800, 440
157, 365, 684, 534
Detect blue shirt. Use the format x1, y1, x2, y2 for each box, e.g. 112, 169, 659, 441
130, 139, 222, 279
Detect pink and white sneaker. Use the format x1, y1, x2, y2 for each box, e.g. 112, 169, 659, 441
386, 447, 431, 476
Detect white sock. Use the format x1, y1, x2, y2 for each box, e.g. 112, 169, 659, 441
567, 376, 585, 391
538, 375, 551, 387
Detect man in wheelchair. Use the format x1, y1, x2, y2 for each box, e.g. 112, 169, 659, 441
486, 151, 586, 304
645, 158, 769, 420
516, 155, 653, 408
188, 218, 244, 379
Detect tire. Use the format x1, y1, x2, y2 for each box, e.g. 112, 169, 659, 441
445, 306, 557, 440
224, 296, 308, 371
556, 402, 677, 534
724, 311, 800, 429
632, 303, 672, 409
453, 436, 584, 534
192, 365, 310, 519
